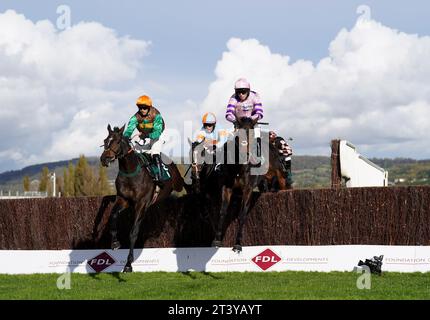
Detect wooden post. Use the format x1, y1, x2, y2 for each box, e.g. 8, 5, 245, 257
331, 139, 342, 188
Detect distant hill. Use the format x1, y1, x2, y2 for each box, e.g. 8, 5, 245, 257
370, 157, 430, 186
1, 155, 429, 192
0, 157, 116, 193
369, 157, 430, 167
289, 156, 430, 188
291, 155, 330, 170
0, 158, 88, 184
0, 155, 180, 192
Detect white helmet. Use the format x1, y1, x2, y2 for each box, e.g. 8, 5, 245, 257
202, 112, 216, 124
234, 78, 250, 90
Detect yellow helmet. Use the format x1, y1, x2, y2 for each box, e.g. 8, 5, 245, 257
136, 95, 152, 107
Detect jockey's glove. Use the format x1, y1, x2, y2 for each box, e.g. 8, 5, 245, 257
251, 114, 259, 122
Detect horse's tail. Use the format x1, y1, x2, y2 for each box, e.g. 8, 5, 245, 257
168, 162, 186, 192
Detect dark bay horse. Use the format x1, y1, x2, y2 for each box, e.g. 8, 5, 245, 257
189, 131, 289, 195
189, 122, 290, 251
258, 135, 291, 192
212, 117, 267, 252
189, 139, 220, 195
100, 124, 185, 272
188, 139, 224, 227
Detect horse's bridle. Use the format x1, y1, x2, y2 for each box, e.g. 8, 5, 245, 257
103, 136, 131, 160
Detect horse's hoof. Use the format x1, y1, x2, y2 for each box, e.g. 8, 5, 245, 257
232, 245, 242, 252
212, 240, 222, 248
111, 241, 121, 250
123, 265, 133, 273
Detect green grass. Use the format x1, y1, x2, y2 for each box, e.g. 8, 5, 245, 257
0, 271, 429, 300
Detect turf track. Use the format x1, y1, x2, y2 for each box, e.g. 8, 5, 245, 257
0, 271, 429, 300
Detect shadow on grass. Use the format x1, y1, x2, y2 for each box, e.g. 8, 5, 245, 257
180, 271, 223, 280
110, 272, 126, 283
202, 271, 222, 280
88, 273, 101, 280
87, 272, 126, 283
181, 271, 197, 279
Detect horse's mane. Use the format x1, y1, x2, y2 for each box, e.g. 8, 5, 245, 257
109, 126, 132, 149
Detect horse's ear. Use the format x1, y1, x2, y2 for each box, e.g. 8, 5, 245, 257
107, 124, 112, 133
187, 138, 193, 146
119, 124, 125, 135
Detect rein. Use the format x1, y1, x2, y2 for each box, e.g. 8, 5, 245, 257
116, 138, 144, 178
233, 123, 261, 167
184, 164, 192, 177
115, 136, 161, 204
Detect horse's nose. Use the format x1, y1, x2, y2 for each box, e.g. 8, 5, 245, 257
100, 155, 108, 167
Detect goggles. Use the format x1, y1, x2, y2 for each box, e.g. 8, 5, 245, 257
137, 104, 151, 110
235, 88, 250, 95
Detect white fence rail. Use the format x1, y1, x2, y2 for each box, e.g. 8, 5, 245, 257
339, 140, 388, 187
0, 245, 429, 274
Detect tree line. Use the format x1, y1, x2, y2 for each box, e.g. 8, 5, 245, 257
23, 155, 114, 197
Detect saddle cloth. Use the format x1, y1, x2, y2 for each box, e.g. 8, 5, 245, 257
136, 152, 171, 181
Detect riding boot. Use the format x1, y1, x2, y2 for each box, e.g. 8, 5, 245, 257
283, 158, 293, 188
256, 137, 261, 157
152, 154, 164, 188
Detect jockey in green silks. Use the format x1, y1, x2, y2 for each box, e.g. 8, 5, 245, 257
123, 95, 166, 186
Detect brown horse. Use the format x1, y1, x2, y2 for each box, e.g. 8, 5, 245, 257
189, 131, 288, 195
100, 124, 185, 272
188, 138, 220, 195
212, 117, 269, 252
258, 136, 292, 192
188, 121, 290, 251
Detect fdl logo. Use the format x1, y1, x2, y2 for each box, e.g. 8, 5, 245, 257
252, 249, 281, 271
87, 252, 116, 272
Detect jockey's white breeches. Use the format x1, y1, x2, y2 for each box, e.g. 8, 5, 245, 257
149, 131, 167, 155
131, 131, 166, 155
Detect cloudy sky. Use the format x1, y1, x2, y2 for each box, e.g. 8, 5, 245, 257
0, 0, 429, 173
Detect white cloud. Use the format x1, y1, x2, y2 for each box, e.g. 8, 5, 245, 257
2, 10, 430, 173
202, 19, 430, 159
0, 10, 150, 171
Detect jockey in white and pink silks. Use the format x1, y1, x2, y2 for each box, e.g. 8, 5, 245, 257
224, 78, 293, 185
225, 78, 263, 126
224, 78, 263, 164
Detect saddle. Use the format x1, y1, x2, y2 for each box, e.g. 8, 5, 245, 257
135, 152, 171, 181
